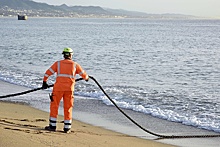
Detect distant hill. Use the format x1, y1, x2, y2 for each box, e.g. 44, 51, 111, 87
1, 0, 54, 10
0, 0, 197, 19
0, 0, 109, 15
104, 8, 196, 19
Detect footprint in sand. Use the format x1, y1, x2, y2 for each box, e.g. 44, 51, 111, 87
0, 118, 47, 134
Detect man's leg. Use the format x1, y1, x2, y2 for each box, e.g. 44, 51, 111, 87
45, 91, 63, 131
63, 91, 74, 133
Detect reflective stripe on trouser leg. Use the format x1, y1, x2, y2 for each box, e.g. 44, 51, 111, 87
49, 117, 57, 127
63, 91, 73, 130
64, 120, 72, 129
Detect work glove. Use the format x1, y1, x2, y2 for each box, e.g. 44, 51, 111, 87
42, 81, 49, 89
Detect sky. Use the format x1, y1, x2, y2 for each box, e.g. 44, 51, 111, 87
33, 0, 220, 18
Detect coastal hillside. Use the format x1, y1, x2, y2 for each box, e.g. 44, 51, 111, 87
0, 0, 197, 18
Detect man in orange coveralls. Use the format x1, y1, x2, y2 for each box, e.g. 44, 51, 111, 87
42, 47, 89, 133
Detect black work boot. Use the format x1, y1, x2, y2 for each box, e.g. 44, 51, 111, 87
45, 125, 56, 131
63, 128, 71, 133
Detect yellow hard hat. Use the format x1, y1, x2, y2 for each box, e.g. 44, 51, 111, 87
62, 48, 73, 54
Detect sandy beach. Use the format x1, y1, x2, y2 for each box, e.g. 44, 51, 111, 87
0, 79, 176, 147
0, 101, 174, 147
1, 81, 220, 147
1, 17, 220, 147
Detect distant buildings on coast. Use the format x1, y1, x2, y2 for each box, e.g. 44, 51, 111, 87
0, 6, 126, 18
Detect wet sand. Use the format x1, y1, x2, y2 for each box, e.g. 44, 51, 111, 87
1, 80, 220, 147
0, 81, 174, 147
0, 101, 174, 147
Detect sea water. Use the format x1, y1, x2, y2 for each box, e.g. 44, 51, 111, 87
0, 17, 220, 133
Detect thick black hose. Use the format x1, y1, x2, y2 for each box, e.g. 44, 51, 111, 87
0, 78, 83, 99
1, 76, 220, 138
88, 76, 220, 138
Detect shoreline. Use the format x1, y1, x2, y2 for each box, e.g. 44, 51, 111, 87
0, 80, 174, 147
1, 16, 219, 20
0, 101, 174, 147
1, 80, 220, 147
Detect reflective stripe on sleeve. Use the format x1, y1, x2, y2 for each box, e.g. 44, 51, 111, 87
49, 67, 55, 74
73, 63, 76, 76
79, 70, 85, 76
44, 73, 49, 77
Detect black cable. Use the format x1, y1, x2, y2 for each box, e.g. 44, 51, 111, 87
0, 78, 83, 99
1, 76, 220, 138
88, 76, 220, 138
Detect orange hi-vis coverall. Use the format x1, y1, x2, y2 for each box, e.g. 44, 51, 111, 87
43, 59, 88, 130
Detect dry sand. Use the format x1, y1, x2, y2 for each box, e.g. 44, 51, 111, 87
0, 101, 175, 147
